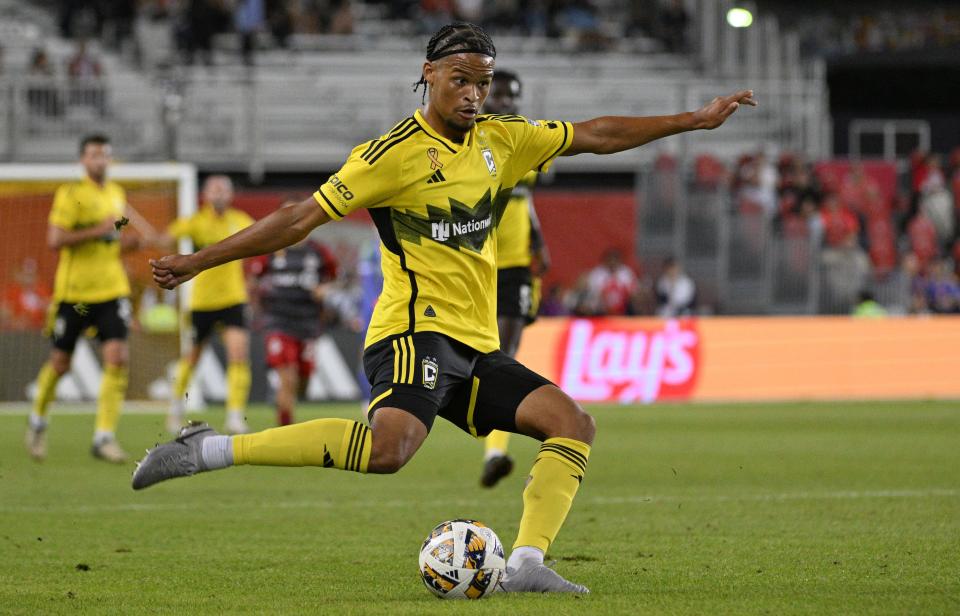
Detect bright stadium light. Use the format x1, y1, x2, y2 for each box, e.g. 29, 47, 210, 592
726, 7, 754, 28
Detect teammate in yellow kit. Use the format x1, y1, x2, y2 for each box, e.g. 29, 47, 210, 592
137, 22, 755, 593
26, 134, 147, 463
154, 175, 254, 434
480, 69, 551, 487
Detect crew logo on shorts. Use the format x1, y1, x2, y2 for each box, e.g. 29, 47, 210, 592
422, 357, 439, 390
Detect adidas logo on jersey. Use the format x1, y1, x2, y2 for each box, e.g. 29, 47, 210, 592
426, 170, 446, 184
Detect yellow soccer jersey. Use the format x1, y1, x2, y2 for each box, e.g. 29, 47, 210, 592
314, 110, 573, 353
168, 205, 254, 311
495, 170, 538, 269
48, 177, 130, 304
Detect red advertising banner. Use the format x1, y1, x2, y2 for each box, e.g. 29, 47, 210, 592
516, 316, 960, 403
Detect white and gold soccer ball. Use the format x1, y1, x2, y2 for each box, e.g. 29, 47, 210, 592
418, 519, 505, 599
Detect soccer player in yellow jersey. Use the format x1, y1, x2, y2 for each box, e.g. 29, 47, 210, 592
154, 175, 255, 435
26, 134, 142, 463
136, 22, 755, 593
480, 69, 551, 488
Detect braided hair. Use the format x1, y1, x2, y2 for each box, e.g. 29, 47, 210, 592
413, 22, 497, 103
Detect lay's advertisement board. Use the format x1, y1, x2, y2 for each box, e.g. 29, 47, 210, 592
516, 317, 960, 403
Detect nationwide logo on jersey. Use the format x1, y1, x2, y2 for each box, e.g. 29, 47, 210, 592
394, 186, 513, 254
422, 356, 439, 390
431, 221, 450, 242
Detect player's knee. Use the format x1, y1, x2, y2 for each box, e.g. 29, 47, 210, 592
50, 354, 70, 375
367, 448, 408, 474
574, 410, 596, 445
366, 439, 413, 474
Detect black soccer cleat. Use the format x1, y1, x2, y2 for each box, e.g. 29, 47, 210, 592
480, 454, 514, 488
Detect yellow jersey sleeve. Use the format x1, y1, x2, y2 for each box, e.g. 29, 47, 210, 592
235, 210, 255, 229
313, 142, 400, 220
167, 216, 195, 240
48, 184, 78, 229
504, 117, 574, 183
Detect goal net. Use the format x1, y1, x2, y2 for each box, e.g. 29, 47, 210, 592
0, 163, 196, 408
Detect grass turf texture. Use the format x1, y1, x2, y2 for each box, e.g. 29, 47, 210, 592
1, 401, 958, 615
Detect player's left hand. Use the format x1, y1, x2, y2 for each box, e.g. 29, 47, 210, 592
150, 254, 198, 289
692, 90, 757, 130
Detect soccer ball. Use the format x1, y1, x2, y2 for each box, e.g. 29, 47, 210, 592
418, 519, 505, 599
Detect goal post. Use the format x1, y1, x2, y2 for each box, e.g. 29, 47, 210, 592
0, 162, 197, 405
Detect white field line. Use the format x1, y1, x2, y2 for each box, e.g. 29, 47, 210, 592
1, 489, 957, 515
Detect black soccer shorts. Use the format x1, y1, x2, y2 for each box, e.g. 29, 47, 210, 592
49, 297, 131, 352
363, 331, 552, 435
190, 303, 247, 344
497, 266, 539, 324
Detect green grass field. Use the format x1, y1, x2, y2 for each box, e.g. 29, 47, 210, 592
1, 401, 958, 615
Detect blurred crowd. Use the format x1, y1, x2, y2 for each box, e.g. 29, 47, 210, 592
721, 146, 960, 314
44, 0, 692, 66
794, 8, 960, 57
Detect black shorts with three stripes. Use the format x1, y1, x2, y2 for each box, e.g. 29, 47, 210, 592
362, 331, 553, 434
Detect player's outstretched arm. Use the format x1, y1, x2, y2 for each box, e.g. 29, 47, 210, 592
150, 197, 330, 290
563, 90, 757, 156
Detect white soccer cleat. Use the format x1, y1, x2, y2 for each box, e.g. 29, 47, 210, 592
165, 413, 185, 435
91, 438, 129, 464
25, 425, 47, 462
500, 560, 590, 594
223, 414, 250, 435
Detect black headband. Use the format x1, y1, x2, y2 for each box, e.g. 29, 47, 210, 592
428, 47, 496, 61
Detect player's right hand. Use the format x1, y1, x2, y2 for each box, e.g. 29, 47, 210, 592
150, 254, 197, 289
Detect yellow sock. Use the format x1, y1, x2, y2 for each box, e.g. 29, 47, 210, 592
226, 362, 251, 412
172, 357, 194, 399
33, 363, 61, 419
513, 437, 591, 553
232, 418, 371, 472
94, 365, 128, 434
484, 430, 511, 456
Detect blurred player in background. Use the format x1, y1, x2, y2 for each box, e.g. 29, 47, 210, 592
154, 175, 254, 434
139, 22, 755, 594
480, 69, 551, 488
249, 221, 339, 426
26, 134, 147, 463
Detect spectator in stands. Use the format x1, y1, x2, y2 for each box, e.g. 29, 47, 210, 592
907, 212, 940, 272
657, 0, 690, 53
27, 48, 62, 118
266, 2, 293, 48
0, 259, 52, 331
923, 259, 960, 314
181, 0, 229, 65
104, 0, 137, 54
556, 0, 608, 51
885, 252, 927, 315
234, 0, 265, 65
67, 40, 106, 117
625, 0, 658, 39
539, 284, 568, 317
417, 0, 455, 35
737, 150, 778, 218
584, 248, 640, 315
820, 194, 870, 313
655, 257, 696, 318
820, 193, 859, 249
329, 0, 356, 35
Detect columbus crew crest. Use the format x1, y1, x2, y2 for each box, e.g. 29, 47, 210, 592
422, 357, 439, 390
